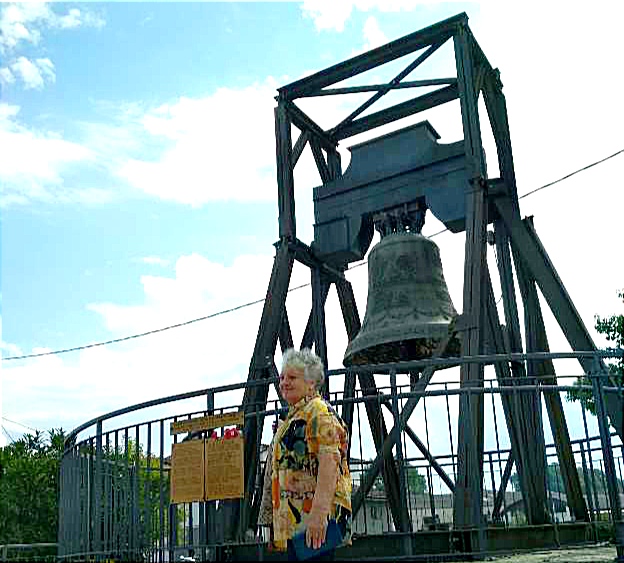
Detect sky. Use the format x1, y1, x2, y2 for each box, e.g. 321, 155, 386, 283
1, 0, 623, 468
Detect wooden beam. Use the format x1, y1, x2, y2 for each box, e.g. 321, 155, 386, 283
351, 333, 454, 518
334, 84, 458, 141
512, 227, 588, 522
491, 454, 514, 521
380, 398, 457, 493
310, 139, 331, 184
494, 196, 624, 440
484, 269, 550, 525
335, 279, 360, 460
311, 268, 329, 398
453, 22, 487, 537
308, 78, 457, 97
275, 104, 296, 240
403, 424, 456, 493
482, 72, 520, 202
331, 40, 446, 136
289, 238, 346, 284
301, 279, 331, 350
277, 13, 463, 99
286, 101, 336, 152
238, 242, 294, 537
292, 129, 310, 168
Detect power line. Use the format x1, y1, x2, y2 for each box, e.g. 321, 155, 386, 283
518, 148, 624, 200
4, 282, 310, 361
1, 417, 40, 433
1, 425, 17, 444
4, 148, 623, 362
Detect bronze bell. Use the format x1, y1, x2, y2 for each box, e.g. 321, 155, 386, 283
344, 231, 459, 366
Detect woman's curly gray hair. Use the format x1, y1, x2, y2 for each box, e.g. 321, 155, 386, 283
281, 348, 325, 390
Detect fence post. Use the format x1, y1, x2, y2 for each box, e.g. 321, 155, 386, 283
390, 369, 413, 557
95, 420, 104, 560
591, 358, 624, 561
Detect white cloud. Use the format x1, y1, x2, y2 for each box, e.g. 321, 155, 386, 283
0, 66, 15, 85
301, 0, 354, 32
0, 2, 105, 52
362, 16, 388, 50
2, 56, 56, 90
0, 102, 111, 206
116, 80, 282, 205
140, 256, 171, 267
301, 0, 432, 32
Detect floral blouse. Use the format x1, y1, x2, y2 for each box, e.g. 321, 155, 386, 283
270, 394, 352, 551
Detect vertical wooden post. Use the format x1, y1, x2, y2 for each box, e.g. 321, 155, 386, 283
312, 267, 329, 398
335, 279, 360, 457
512, 231, 588, 522
453, 24, 487, 542
275, 102, 296, 240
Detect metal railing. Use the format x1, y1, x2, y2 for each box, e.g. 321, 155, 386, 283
58, 350, 624, 561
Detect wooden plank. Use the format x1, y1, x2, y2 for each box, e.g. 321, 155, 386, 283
403, 424, 455, 492
238, 242, 294, 536
310, 139, 331, 184
300, 278, 330, 350
278, 14, 463, 99
331, 40, 446, 136
311, 267, 329, 398
327, 148, 342, 180
512, 235, 588, 522
286, 101, 336, 152
289, 238, 346, 284
308, 78, 457, 97
170, 411, 244, 435
278, 306, 294, 352
335, 279, 360, 459
292, 130, 309, 168
351, 332, 454, 518
494, 197, 624, 440
453, 23, 487, 536
482, 73, 519, 202
275, 104, 296, 240
334, 83, 458, 141
484, 269, 550, 525
491, 455, 514, 521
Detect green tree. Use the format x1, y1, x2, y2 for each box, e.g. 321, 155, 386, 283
95, 437, 174, 554
566, 289, 624, 415
511, 463, 566, 493
0, 428, 65, 544
372, 463, 426, 494
510, 462, 624, 495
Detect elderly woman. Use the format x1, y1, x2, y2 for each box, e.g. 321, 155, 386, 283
259, 348, 352, 561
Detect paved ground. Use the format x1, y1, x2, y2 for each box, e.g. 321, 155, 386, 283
455, 544, 618, 562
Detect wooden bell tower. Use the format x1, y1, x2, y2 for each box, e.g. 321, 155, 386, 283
229, 12, 623, 549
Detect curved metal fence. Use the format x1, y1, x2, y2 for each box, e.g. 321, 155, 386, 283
58, 351, 624, 561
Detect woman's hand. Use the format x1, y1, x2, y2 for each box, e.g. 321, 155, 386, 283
305, 510, 328, 549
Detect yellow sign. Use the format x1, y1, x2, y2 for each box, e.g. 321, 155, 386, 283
170, 411, 244, 435
169, 436, 245, 503
170, 440, 205, 504
205, 436, 244, 500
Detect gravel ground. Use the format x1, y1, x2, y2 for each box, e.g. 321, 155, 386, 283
454, 544, 618, 562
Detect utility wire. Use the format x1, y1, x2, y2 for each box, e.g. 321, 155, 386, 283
1, 425, 16, 444
1, 416, 41, 433
518, 148, 624, 200
4, 148, 623, 362
4, 282, 310, 361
